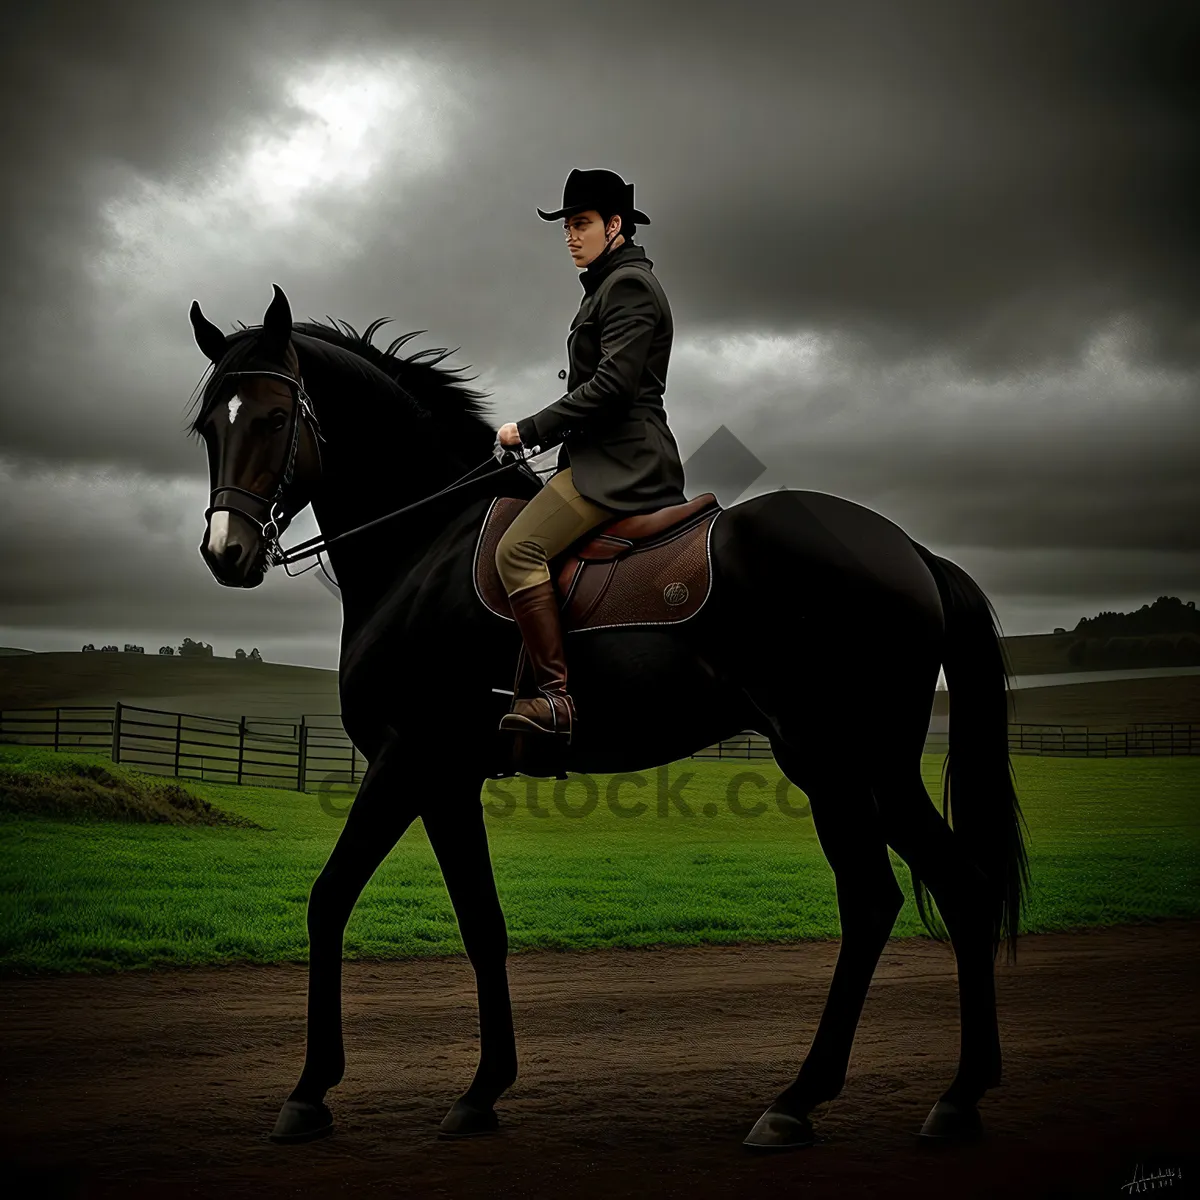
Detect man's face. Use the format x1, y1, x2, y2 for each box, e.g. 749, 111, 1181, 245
563, 209, 620, 268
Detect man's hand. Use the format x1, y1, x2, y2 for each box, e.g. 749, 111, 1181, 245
497, 422, 523, 447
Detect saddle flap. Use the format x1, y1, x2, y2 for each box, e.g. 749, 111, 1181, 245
475, 493, 721, 634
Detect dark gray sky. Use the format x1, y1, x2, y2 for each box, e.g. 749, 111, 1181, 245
1, 0, 1196, 668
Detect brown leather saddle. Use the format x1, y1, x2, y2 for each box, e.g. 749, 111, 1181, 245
476, 490, 722, 781
474, 491, 722, 632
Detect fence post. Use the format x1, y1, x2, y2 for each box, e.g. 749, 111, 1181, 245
298, 720, 308, 793
174, 713, 182, 777
111, 702, 122, 763
237, 716, 246, 786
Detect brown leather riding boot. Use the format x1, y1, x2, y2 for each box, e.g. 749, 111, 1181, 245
498, 578, 575, 742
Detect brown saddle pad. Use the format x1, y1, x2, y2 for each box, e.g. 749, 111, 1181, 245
474, 492, 722, 632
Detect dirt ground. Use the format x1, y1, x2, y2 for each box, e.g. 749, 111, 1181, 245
2, 923, 1197, 1200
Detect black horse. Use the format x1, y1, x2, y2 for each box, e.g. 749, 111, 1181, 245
187, 284, 1028, 1151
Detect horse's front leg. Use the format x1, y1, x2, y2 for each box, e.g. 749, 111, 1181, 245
422, 796, 519, 1137
269, 727, 421, 1143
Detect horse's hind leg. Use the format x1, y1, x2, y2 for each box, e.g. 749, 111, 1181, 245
872, 769, 1001, 1139
744, 741, 904, 1151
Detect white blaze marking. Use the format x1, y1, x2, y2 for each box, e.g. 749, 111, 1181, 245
207, 511, 232, 556
228, 396, 242, 424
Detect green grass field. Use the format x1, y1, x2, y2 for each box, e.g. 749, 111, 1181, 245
0, 744, 1197, 975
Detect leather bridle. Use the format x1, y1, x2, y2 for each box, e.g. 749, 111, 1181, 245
201, 364, 551, 580
202, 369, 326, 568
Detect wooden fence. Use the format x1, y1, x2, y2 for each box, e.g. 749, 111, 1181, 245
0, 704, 362, 792
692, 724, 1200, 760
1, 705, 1197, 794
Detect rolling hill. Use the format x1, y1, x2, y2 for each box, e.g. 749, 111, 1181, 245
3, 648, 1198, 729
0, 652, 340, 719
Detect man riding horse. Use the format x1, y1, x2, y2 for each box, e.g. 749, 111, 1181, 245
494, 168, 688, 744
186, 176, 1029, 1151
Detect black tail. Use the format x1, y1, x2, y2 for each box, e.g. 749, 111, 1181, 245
910, 541, 1030, 963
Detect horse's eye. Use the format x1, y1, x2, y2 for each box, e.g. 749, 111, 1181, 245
270, 411, 288, 432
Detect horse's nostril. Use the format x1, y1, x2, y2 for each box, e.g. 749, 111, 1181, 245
221, 542, 244, 568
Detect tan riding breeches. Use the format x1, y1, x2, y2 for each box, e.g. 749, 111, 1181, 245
495, 467, 618, 596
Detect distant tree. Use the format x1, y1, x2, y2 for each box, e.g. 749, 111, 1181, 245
82, 643, 95, 652
158, 646, 175, 655
1074, 596, 1200, 637
249, 648, 263, 663
1053, 627, 1066, 635
100, 645, 119, 652
123, 644, 144, 653
177, 637, 214, 658
235, 648, 247, 660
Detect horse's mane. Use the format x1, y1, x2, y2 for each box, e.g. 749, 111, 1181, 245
185, 316, 494, 442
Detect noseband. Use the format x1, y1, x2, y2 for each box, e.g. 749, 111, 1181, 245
203, 369, 326, 567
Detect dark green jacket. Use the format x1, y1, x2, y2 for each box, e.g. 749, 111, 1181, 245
516, 242, 688, 514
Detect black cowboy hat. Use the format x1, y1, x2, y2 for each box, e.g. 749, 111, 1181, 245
536, 167, 650, 224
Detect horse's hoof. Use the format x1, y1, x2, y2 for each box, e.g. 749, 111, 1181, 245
917, 1099, 984, 1142
268, 1099, 334, 1144
742, 1107, 817, 1151
438, 1098, 501, 1139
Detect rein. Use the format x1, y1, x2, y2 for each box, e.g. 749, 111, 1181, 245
204, 367, 544, 578
273, 443, 537, 574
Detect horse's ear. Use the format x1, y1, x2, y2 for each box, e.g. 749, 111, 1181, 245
189, 300, 227, 363
262, 284, 293, 354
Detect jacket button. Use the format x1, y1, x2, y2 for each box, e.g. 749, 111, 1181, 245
558, 369, 567, 380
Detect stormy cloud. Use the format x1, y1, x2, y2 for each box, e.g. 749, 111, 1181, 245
1, 0, 1196, 665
